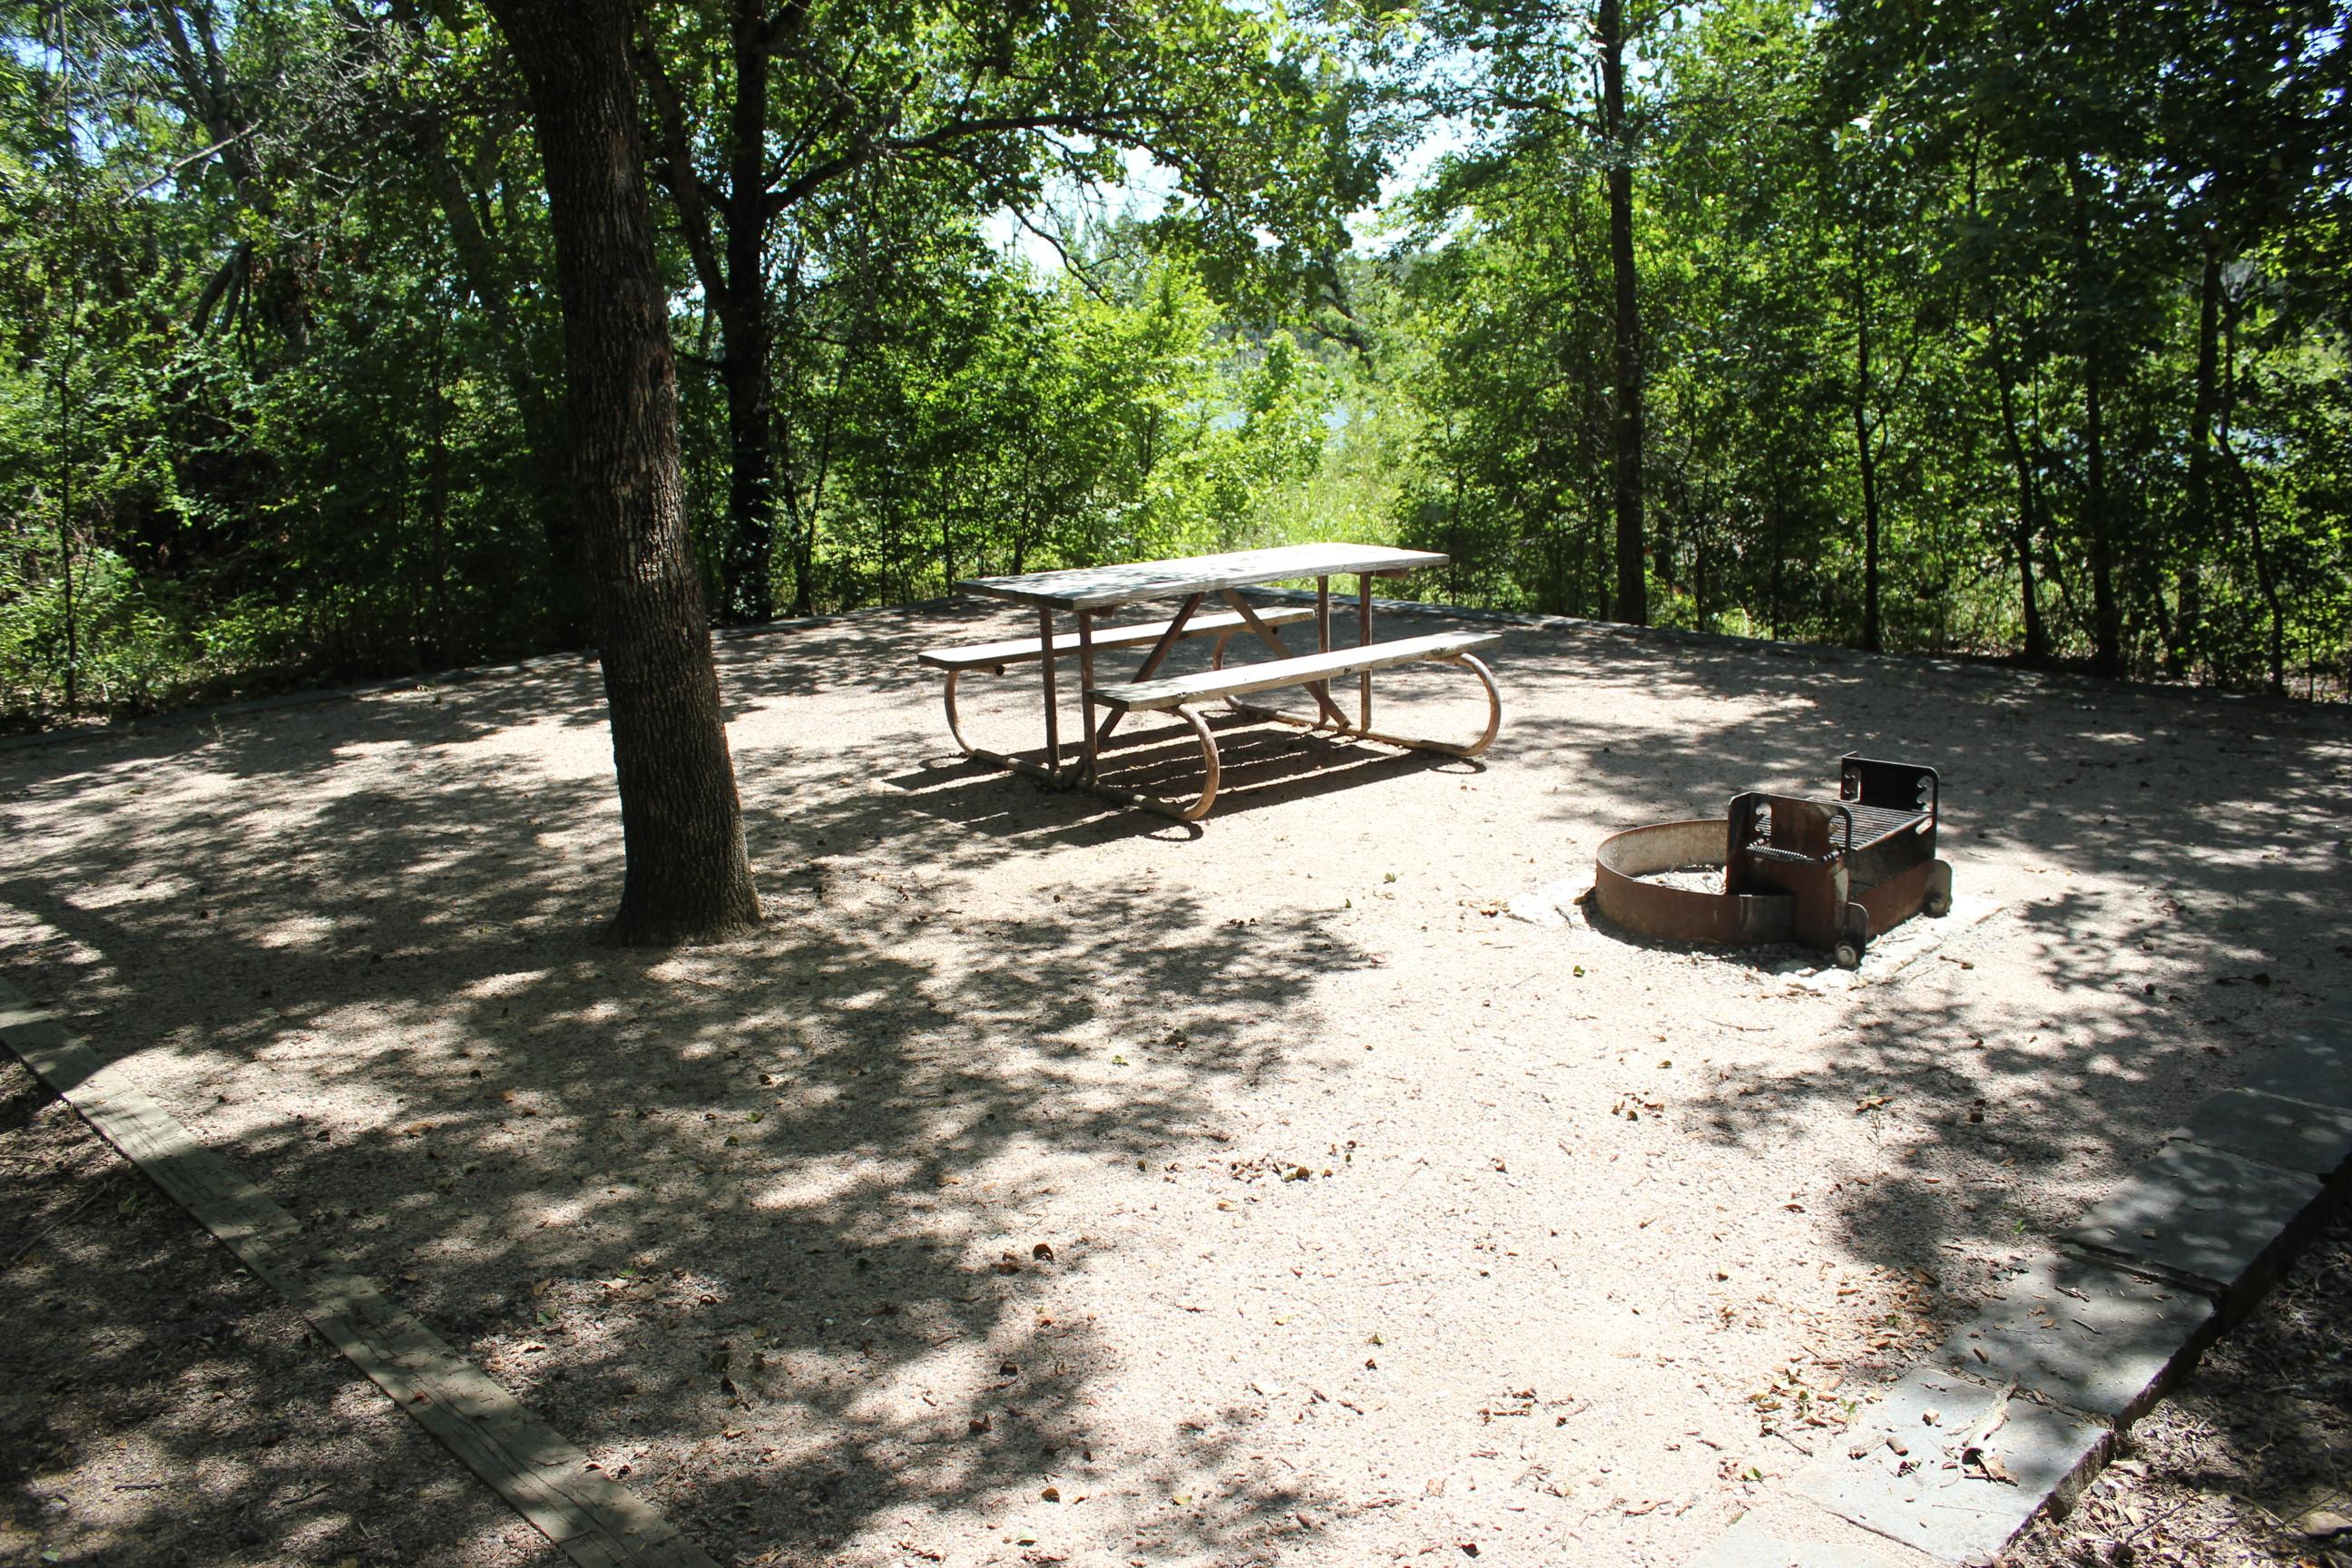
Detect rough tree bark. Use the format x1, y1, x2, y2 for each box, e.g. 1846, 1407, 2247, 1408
1597, 0, 1647, 627
1852, 230, 1884, 652
2068, 156, 2123, 677
1990, 348, 2053, 669
2174, 235, 2222, 678
483, 0, 761, 944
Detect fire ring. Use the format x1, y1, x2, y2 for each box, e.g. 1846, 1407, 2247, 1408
1592, 819, 1795, 949
1588, 756, 1955, 969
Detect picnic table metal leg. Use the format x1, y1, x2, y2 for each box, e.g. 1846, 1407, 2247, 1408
1309, 574, 1333, 718
1077, 609, 1099, 784
1358, 573, 1374, 732
942, 669, 975, 756
1081, 706, 1222, 822
1094, 592, 1203, 748
1037, 606, 1062, 784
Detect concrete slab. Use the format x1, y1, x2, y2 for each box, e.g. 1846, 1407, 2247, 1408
2237, 1020, 2352, 1112
2169, 1088, 2352, 1191
2063, 1142, 2324, 1313
1928, 1252, 2214, 1425
1788, 1367, 2108, 1564
1690, 1518, 1912, 1568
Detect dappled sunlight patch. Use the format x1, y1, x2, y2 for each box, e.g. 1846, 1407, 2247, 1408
5, 606, 2348, 1564
427, 715, 617, 778
456, 966, 555, 1001
327, 738, 416, 764
747, 1159, 926, 1216
242, 909, 348, 951
188, 1450, 260, 1501
0, 907, 107, 974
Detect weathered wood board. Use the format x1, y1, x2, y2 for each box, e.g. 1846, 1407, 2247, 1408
1095, 630, 1504, 712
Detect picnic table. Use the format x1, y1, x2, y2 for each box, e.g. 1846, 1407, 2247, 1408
916, 543, 1503, 820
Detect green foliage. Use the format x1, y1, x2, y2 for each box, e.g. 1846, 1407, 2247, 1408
1, 0, 2345, 729
720, 211, 1341, 610
1367, 0, 2350, 687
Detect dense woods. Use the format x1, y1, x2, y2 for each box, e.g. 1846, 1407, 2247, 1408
6, 0, 2349, 726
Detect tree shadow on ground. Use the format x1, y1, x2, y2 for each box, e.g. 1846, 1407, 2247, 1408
2008, 1202, 2352, 1568
0, 1057, 557, 1568
1492, 619, 2348, 1407
881, 720, 1479, 848
1, 688, 1355, 1563
3, 603, 2348, 1565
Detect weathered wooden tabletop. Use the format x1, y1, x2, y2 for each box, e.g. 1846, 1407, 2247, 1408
956, 544, 1446, 612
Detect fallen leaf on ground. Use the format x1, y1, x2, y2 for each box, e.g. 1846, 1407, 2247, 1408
1964, 1447, 2017, 1485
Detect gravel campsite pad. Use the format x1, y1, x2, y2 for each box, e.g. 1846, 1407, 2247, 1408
2, 606, 2347, 1568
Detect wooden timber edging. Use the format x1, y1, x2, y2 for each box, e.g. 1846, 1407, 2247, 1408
0, 976, 719, 1568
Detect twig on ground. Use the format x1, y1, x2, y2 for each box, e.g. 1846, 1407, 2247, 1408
1, 1175, 116, 1272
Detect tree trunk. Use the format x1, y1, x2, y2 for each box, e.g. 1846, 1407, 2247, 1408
149, 0, 281, 338
780, 457, 818, 617
2236, 461, 2286, 697
2175, 235, 2221, 679
485, 0, 761, 944
1598, 0, 1647, 626
718, 3, 778, 623
1964, 133, 2047, 669
54, 3, 83, 715
637, 0, 779, 625
1691, 516, 1709, 629
1852, 237, 1883, 652
2215, 294, 2286, 697
775, 250, 841, 619
2069, 157, 2122, 677
2081, 355, 2121, 675
412, 129, 585, 641
1987, 323, 2052, 668
720, 300, 779, 622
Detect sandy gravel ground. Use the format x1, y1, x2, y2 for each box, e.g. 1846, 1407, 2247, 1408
1, 603, 2346, 1568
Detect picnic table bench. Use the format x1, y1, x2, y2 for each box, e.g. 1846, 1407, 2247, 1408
917, 605, 1317, 759
920, 544, 1503, 820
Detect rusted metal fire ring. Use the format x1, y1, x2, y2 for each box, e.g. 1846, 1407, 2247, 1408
1591, 818, 1796, 948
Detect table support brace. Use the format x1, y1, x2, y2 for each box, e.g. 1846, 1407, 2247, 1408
1093, 593, 1204, 749
1220, 590, 1349, 729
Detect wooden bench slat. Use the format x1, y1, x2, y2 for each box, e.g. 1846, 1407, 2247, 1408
1093, 631, 1503, 712
916, 606, 1316, 671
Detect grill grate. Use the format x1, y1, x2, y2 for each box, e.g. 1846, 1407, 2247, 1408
1843, 803, 1931, 848
1754, 802, 1928, 851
